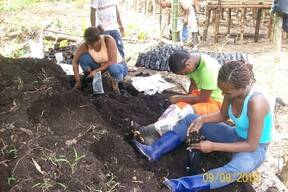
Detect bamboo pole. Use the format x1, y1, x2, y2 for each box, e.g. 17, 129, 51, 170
145, 0, 149, 15
171, 0, 179, 44
134, 0, 138, 12
152, 0, 156, 16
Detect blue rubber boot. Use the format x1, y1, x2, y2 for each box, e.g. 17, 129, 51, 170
164, 175, 210, 192
131, 131, 182, 161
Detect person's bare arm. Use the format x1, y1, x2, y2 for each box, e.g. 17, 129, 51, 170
72, 43, 88, 87
116, 5, 124, 35
170, 89, 211, 104
183, 8, 189, 25
188, 78, 196, 93
187, 96, 229, 135
192, 95, 270, 153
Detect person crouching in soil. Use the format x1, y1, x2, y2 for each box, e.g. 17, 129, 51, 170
72, 26, 128, 90
132, 60, 273, 191
136, 51, 223, 145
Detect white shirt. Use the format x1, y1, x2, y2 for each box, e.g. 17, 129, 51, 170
91, 0, 119, 31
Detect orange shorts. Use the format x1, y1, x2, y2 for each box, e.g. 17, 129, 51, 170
176, 90, 222, 115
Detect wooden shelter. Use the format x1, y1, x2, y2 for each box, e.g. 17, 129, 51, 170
203, 0, 273, 43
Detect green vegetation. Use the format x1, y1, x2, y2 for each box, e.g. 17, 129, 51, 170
0, 0, 87, 11
7, 176, 16, 185
7, 145, 18, 159
52, 147, 85, 174
0, 0, 40, 11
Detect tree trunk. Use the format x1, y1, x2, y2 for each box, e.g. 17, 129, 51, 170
171, 0, 179, 43
273, 14, 283, 64
281, 155, 288, 187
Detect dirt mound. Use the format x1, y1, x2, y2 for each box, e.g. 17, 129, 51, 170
0, 56, 255, 192
91, 93, 171, 132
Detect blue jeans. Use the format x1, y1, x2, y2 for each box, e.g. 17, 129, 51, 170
181, 25, 189, 43
104, 30, 125, 59
79, 53, 128, 81
173, 114, 268, 189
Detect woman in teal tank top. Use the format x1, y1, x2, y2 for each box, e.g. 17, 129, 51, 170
131, 60, 273, 191
162, 61, 273, 191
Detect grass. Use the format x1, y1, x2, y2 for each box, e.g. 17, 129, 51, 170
32, 178, 53, 191
52, 147, 85, 174
7, 145, 17, 159
7, 176, 16, 185
0, 0, 40, 11
0, 0, 87, 11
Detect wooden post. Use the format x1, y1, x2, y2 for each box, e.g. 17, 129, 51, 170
214, 3, 221, 43
254, 8, 262, 42
273, 14, 283, 64
227, 8, 232, 35
240, 7, 245, 42
145, 0, 149, 15
171, 0, 179, 44
152, 0, 156, 16
268, 14, 274, 40
159, 5, 163, 42
203, 8, 211, 41
268, 14, 283, 106
280, 156, 288, 189
134, 0, 139, 12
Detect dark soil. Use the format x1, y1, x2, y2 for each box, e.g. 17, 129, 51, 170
0, 56, 255, 192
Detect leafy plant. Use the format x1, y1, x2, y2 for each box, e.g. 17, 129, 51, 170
53, 147, 85, 174
43, 39, 55, 52
137, 31, 148, 41
7, 176, 16, 185
32, 178, 53, 191
15, 76, 24, 89
105, 172, 119, 192
59, 40, 69, 48
57, 182, 67, 190
7, 145, 18, 159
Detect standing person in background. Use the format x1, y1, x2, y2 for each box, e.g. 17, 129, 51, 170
160, 0, 199, 48
90, 0, 125, 58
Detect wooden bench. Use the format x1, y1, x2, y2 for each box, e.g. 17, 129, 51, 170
203, 0, 273, 43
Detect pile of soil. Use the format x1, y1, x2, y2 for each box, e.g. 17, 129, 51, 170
0, 56, 254, 192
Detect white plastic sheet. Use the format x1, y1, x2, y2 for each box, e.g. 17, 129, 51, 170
131, 74, 175, 95
56, 63, 83, 75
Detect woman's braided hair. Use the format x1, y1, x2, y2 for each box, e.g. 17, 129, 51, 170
218, 61, 256, 88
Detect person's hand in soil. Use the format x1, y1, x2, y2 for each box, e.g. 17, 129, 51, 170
190, 140, 214, 153
74, 81, 81, 89
169, 95, 181, 104
187, 116, 203, 136
88, 70, 97, 78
